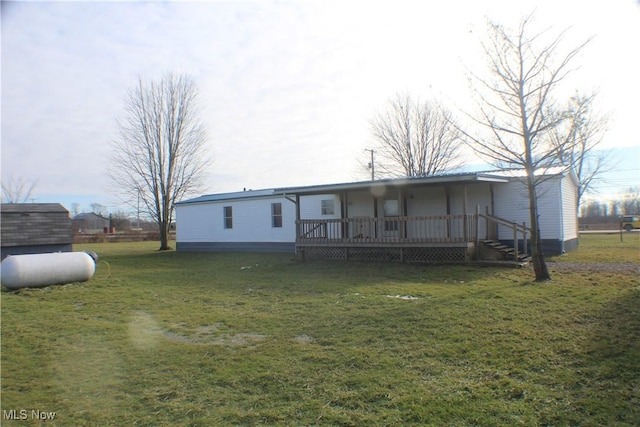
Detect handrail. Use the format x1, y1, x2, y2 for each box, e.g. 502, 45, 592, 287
481, 213, 531, 233
296, 214, 476, 244
301, 222, 325, 238
296, 212, 528, 258
477, 209, 529, 259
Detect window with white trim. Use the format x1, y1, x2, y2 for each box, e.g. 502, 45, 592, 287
321, 199, 335, 215
272, 203, 283, 228
223, 206, 233, 229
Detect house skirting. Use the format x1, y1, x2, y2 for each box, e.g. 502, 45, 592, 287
296, 243, 476, 263
176, 242, 295, 253
497, 238, 579, 256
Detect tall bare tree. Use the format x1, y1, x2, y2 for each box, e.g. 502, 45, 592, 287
550, 92, 609, 208
370, 93, 463, 178
109, 73, 208, 250
463, 16, 591, 281
1, 175, 37, 203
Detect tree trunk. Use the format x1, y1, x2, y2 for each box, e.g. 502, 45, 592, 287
158, 220, 171, 251
527, 176, 551, 281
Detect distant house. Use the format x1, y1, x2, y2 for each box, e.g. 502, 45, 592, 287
175, 169, 578, 263
72, 212, 109, 234
1, 203, 73, 259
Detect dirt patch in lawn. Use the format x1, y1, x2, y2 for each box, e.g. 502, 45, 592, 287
548, 262, 639, 274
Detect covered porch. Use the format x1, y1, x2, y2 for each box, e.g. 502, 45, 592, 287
279, 173, 530, 263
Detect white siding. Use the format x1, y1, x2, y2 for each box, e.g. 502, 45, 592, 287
406, 187, 447, 216
175, 203, 217, 243
493, 177, 563, 240
561, 174, 578, 240
176, 196, 296, 243
464, 183, 492, 239
299, 194, 341, 220
347, 191, 375, 217
448, 183, 492, 215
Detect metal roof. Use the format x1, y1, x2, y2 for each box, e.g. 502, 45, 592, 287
275, 171, 511, 196
176, 188, 278, 205
176, 169, 570, 204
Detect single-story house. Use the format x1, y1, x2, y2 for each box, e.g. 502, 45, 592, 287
72, 212, 110, 234
1, 203, 73, 259
175, 169, 578, 263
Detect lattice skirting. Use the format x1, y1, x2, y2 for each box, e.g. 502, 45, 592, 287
298, 246, 471, 263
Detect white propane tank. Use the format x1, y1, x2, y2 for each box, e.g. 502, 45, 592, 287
1, 252, 98, 290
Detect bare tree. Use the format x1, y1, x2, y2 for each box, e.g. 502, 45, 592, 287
109, 73, 209, 250
91, 203, 108, 217
110, 210, 132, 231
621, 187, 640, 215
71, 203, 81, 217
1, 175, 37, 203
550, 92, 609, 207
463, 15, 591, 281
370, 93, 463, 178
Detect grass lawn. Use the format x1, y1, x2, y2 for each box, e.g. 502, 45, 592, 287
1, 234, 639, 426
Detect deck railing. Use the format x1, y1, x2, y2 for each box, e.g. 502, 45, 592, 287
477, 210, 530, 259
297, 215, 477, 244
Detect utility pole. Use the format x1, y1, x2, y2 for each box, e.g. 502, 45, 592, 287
365, 149, 375, 181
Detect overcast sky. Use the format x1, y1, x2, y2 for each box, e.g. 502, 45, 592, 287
2, 0, 639, 214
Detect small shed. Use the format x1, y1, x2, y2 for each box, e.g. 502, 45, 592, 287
1, 203, 73, 259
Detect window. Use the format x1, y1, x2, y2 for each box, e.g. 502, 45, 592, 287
223, 206, 233, 229
321, 199, 335, 215
384, 199, 399, 231
272, 203, 282, 228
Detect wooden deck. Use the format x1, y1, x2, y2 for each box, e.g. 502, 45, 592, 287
295, 214, 529, 263
296, 215, 477, 245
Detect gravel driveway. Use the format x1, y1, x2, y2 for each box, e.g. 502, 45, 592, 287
547, 261, 639, 274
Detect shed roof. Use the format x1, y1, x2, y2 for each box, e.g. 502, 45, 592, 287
1, 203, 69, 214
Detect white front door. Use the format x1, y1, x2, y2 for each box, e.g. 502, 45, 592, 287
383, 199, 400, 238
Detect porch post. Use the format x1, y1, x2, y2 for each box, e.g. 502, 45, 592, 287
463, 185, 468, 241
445, 186, 451, 239
513, 223, 518, 260
341, 192, 349, 239
295, 194, 302, 258
490, 183, 496, 215
295, 194, 301, 240
373, 195, 378, 239
475, 205, 480, 246
400, 188, 407, 238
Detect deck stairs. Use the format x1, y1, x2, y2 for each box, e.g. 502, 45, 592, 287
479, 239, 531, 267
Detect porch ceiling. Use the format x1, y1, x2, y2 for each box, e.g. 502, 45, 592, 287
276, 172, 509, 196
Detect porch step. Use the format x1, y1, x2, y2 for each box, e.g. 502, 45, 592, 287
472, 260, 531, 268
480, 240, 530, 265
